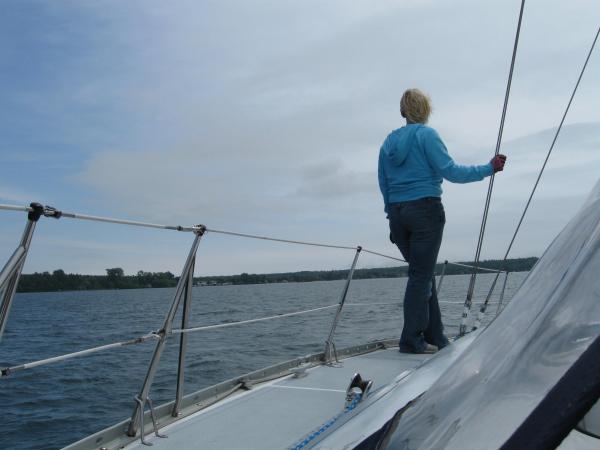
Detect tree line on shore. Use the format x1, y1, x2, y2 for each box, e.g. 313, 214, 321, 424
17, 268, 177, 293
16, 257, 538, 293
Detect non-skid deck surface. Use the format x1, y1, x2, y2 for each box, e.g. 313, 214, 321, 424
125, 349, 428, 450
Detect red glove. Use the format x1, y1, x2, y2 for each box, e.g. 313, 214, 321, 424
491, 154, 507, 173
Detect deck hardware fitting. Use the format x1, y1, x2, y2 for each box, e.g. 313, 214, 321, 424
134, 395, 167, 446
345, 373, 373, 406
290, 365, 310, 378
147, 397, 167, 439
240, 379, 254, 390
134, 396, 152, 446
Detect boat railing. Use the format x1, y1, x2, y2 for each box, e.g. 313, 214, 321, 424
0, 202, 510, 442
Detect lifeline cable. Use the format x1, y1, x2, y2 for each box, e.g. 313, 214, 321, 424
361, 248, 504, 272
459, 0, 526, 336
1, 203, 506, 274
472, 23, 600, 330
204, 227, 357, 250
171, 304, 339, 334
0, 203, 200, 232
0, 332, 159, 377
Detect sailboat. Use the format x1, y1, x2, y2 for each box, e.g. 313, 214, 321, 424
1, 2, 599, 449
49, 179, 597, 450
1, 180, 596, 449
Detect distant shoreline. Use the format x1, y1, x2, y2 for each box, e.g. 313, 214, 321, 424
16, 257, 537, 293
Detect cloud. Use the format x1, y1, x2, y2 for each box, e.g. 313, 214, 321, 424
294, 160, 374, 200
76, 119, 600, 274
2, 0, 600, 274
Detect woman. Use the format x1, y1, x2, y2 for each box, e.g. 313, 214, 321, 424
378, 88, 506, 354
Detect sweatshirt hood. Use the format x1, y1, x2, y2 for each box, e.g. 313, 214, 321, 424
382, 124, 422, 166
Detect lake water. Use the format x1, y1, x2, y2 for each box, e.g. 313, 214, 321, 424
0, 272, 527, 450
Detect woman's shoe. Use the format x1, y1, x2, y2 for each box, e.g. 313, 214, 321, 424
420, 343, 438, 354
437, 340, 451, 350
400, 343, 438, 354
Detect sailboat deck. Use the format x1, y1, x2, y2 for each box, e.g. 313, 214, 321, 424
59, 344, 431, 450
123, 348, 428, 450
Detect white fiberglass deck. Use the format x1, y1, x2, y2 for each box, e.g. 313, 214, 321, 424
123, 349, 429, 450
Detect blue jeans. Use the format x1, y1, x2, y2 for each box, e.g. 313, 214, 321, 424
389, 197, 449, 352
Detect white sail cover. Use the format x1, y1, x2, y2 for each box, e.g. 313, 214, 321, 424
381, 179, 600, 449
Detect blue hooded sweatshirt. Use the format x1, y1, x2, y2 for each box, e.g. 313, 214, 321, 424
378, 124, 493, 215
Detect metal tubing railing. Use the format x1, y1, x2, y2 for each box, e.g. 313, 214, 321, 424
172, 257, 195, 417
0, 214, 39, 342
127, 230, 204, 437
0, 246, 26, 292
0, 204, 31, 213
323, 246, 362, 364
58, 211, 200, 233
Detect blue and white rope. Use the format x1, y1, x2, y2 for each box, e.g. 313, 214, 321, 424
289, 394, 362, 450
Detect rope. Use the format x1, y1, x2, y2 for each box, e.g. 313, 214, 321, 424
459, 0, 526, 336
171, 304, 338, 334
289, 394, 362, 449
472, 23, 600, 327
0, 333, 159, 377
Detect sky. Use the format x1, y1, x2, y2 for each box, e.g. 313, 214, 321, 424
1, 0, 600, 277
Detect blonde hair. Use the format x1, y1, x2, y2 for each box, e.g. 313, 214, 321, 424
400, 89, 432, 124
